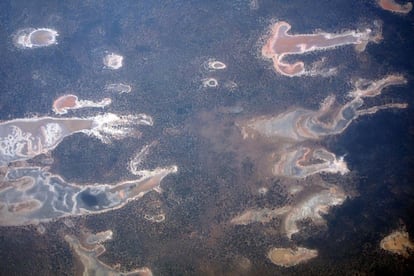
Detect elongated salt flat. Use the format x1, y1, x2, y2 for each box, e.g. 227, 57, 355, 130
0, 113, 152, 166
267, 247, 318, 267
0, 156, 177, 226
104, 83, 132, 94
239, 74, 407, 142
262, 21, 381, 76
272, 147, 349, 178
65, 230, 153, 275
52, 94, 111, 114
378, 0, 412, 14
0, 107, 179, 227
231, 185, 347, 239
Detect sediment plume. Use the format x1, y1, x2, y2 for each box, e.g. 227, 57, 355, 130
262, 21, 381, 76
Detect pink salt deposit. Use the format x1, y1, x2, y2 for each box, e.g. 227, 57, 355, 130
52, 94, 111, 114
378, 0, 412, 14
262, 21, 381, 76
